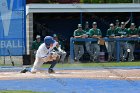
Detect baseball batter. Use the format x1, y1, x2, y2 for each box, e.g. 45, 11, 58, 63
21, 36, 60, 73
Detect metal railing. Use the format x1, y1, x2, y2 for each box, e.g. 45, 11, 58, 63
70, 37, 140, 63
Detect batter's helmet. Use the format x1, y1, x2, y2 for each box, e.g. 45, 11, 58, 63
44, 36, 55, 46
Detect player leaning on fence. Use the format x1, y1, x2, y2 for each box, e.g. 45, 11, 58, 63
73, 24, 87, 62
89, 22, 102, 62
115, 22, 129, 61
127, 23, 139, 61
105, 23, 116, 61
84, 21, 93, 61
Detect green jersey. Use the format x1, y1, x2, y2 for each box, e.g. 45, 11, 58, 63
31, 40, 43, 50
127, 28, 138, 35
73, 29, 86, 45
89, 28, 102, 36
138, 26, 140, 31
58, 40, 65, 50
84, 28, 90, 33
106, 28, 116, 37
115, 27, 128, 36
84, 28, 90, 36
138, 26, 140, 35
89, 28, 102, 43
127, 28, 138, 44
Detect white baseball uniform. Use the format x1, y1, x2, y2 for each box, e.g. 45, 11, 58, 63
31, 41, 59, 73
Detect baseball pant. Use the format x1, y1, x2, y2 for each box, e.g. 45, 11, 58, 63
74, 44, 84, 61
120, 42, 128, 60
56, 50, 67, 62
91, 43, 100, 60
85, 42, 94, 59
31, 52, 60, 73
105, 41, 115, 60
127, 43, 135, 61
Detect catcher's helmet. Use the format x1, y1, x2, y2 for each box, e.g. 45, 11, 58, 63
44, 36, 55, 46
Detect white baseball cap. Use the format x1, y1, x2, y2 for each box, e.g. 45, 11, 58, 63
36, 35, 41, 39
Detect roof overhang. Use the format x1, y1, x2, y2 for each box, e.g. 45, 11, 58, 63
26, 3, 140, 15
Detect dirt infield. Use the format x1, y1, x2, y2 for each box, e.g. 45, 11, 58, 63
0, 69, 140, 80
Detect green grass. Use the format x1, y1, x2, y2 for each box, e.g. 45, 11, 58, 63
0, 90, 49, 93
0, 61, 140, 68
42, 61, 140, 68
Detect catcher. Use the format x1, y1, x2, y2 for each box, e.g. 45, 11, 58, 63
21, 36, 60, 73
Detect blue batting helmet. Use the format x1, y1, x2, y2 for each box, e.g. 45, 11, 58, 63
44, 36, 55, 46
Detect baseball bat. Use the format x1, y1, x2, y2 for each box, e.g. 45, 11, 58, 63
7, 49, 15, 66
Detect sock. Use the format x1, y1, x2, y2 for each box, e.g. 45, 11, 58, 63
49, 60, 57, 69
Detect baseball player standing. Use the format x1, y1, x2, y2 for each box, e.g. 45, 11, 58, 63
105, 23, 116, 61
73, 24, 87, 62
84, 21, 94, 61
21, 36, 60, 73
115, 22, 128, 61
127, 23, 139, 61
89, 22, 102, 62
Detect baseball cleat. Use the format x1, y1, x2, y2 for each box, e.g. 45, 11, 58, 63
20, 68, 28, 73
48, 68, 55, 74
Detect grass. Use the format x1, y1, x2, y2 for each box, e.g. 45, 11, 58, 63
42, 61, 140, 68
0, 90, 49, 93
0, 61, 140, 68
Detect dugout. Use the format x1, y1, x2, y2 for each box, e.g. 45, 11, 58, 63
25, 4, 140, 64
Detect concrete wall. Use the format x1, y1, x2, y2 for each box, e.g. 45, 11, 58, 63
26, 13, 33, 55
24, 13, 34, 65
